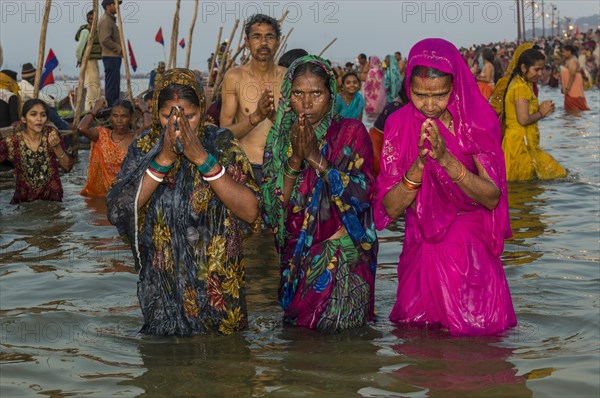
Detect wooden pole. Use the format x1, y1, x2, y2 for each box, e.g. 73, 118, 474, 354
114, 0, 133, 103
318, 37, 337, 57
185, 0, 199, 69
34, 0, 52, 99
207, 27, 223, 87
275, 27, 294, 61
210, 20, 238, 104
168, 0, 182, 68
73, 0, 99, 154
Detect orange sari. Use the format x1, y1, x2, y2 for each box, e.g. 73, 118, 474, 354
80, 127, 127, 196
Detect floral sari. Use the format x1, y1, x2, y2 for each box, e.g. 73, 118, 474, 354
374, 39, 516, 336
363, 56, 386, 115
262, 56, 378, 332
107, 69, 261, 336
0, 124, 70, 204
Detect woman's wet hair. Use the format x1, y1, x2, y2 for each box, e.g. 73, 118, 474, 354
513, 48, 546, 77
158, 83, 201, 110
410, 66, 453, 83
481, 48, 495, 64
292, 62, 332, 96
111, 99, 134, 114
341, 71, 360, 86
278, 48, 308, 68
501, 48, 546, 121
21, 98, 49, 118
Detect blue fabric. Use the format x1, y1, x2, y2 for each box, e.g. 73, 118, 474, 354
335, 92, 365, 119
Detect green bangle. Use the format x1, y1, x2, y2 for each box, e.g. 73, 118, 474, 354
150, 158, 173, 173
196, 153, 217, 175
284, 159, 301, 177
318, 164, 333, 178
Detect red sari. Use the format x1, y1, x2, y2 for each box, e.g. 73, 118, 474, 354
0, 126, 70, 204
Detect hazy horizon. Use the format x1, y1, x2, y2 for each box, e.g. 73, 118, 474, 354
1, 0, 599, 78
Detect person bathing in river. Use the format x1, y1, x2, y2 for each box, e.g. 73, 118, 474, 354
0, 99, 73, 204
78, 97, 151, 196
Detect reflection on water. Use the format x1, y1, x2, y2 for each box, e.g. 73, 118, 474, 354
503, 182, 547, 266
1, 87, 599, 397
389, 327, 532, 398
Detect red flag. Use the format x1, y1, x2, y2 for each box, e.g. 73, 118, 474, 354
179, 38, 185, 49
155, 27, 164, 46
40, 49, 58, 89
127, 40, 138, 72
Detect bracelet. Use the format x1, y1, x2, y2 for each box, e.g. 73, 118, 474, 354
202, 165, 226, 181
149, 158, 173, 173
196, 153, 217, 175
284, 159, 301, 177
284, 170, 298, 179
202, 163, 222, 179
318, 164, 333, 178
403, 173, 422, 187
401, 174, 421, 191
57, 151, 66, 160
453, 163, 467, 183
249, 113, 259, 127
145, 168, 164, 183
88, 111, 97, 118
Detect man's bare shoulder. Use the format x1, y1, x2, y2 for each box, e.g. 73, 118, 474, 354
276, 65, 287, 77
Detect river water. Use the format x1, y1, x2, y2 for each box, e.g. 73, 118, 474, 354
1, 86, 599, 397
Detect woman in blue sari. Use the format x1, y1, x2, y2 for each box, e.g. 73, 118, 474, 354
384, 54, 402, 103
335, 72, 365, 120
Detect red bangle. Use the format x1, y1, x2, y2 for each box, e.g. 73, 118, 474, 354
202, 163, 223, 178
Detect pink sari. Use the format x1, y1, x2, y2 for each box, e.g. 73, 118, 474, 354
374, 38, 516, 336
363, 56, 386, 115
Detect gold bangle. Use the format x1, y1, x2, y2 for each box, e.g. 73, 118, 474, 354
57, 151, 66, 160
401, 174, 421, 191
453, 163, 467, 183
403, 173, 422, 186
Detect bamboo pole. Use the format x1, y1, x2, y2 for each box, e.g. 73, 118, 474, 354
185, 0, 199, 69
318, 37, 338, 57
207, 27, 223, 89
275, 27, 294, 61
34, 0, 52, 99
72, 0, 99, 155
168, 0, 182, 68
114, 0, 133, 103
211, 20, 239, 104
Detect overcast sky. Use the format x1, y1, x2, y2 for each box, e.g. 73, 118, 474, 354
1, 0, 599, 76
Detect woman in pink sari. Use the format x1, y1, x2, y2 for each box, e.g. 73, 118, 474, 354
363, 56, 386, 116
374, 38, 516, 336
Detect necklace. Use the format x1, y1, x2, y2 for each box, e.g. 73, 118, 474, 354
112, 130, 132, 144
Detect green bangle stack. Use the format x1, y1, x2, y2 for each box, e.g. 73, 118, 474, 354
284, 159, 301, 177
196, 153, 217, 175
149, 158, 174, 173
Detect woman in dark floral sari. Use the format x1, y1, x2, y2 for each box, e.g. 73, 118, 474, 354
262, 55, 378, 332
107, 69, 261, 336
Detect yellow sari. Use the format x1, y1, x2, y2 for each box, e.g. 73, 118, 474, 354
502, 76, 566, 181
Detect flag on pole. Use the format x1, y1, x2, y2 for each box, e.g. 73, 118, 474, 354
155, 27, 164, 46
179, 38, 186, 49
127, 40, 138, 72
40, 49, 58, 89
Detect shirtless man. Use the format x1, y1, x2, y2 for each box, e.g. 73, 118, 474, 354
357, 53, 369, 82
220, 14, 286, 185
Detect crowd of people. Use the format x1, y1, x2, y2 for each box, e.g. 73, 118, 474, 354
1, 11, 598, 337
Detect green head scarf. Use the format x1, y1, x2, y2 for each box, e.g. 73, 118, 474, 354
262, 55, 340, 248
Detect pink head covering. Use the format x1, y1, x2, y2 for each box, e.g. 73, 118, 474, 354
374, 38, 511, 255
404, 38, 501, 154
